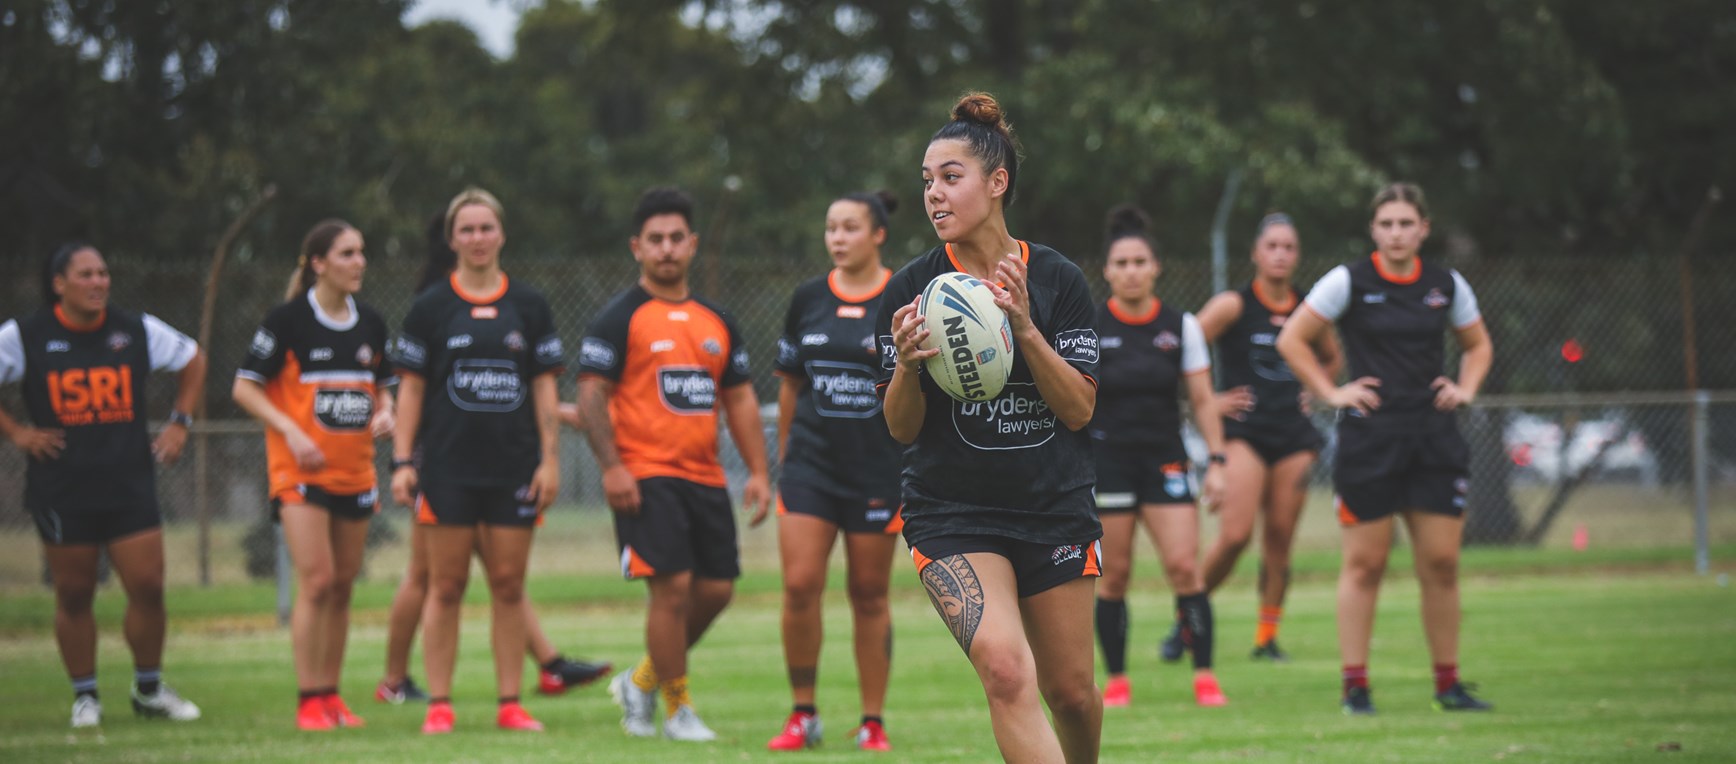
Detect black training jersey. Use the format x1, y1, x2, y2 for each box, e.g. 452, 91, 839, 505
1217, 281, 1310, 429
776, 270, 902, 500
391, 273, 564, 487
874, 241, 1102, 546
1303, 254, 1481, 421
1088, 300, 1209, 447
0, 305, 198, 511
237, 290, 394, 497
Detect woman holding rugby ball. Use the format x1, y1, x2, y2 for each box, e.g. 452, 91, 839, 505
877, 92, 1103, 763
1087, 204, 1228, 709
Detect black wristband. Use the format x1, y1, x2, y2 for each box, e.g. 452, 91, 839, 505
1208, 452, 1227, 465
167, 410, 193, 428
391, 459, 416, 471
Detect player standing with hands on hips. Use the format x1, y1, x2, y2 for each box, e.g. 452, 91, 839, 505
579, 187, 772, 743
765, 191, 903, 752
1277, 182, 1494, 715
232, 220, 395, 730
878, 92, 1104, 764
390, 188, 566, 734
1087, 204, 1228, 709
0, 243, 207, 728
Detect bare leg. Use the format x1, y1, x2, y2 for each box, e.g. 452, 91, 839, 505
842, 530, 896, 717
645, 572, 695, 685
1023, 576, 1102, 764
777, 513, 838, 707
44, 544, 101, 680
382, 521, 429, 687
422, 524, 477, 699
323, 516, 370, 690
1201, 441, 1265, 592
281, 506, 336, 691
1337, 517, 1394, 668
1259, 451, 1314, 609
1404, 511, 1464, 666
523, 595, 558, 665
476, 524, 535, 699
107, 529, 167, 672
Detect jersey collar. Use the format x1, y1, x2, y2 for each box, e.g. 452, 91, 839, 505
450, 271, 509, 305
1250, 280, 1297, 314
53, 304, 106, 333
945, 240, 1029, 285
1106, 297, 1159, 325
307, 288, 359, 331
828, 267, 891, 303
1370, 252, 1423, 285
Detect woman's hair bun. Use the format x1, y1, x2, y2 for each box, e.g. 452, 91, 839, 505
873, 190, 898, 217
1106, 203, 1151, 240
951, 92, 1005, 127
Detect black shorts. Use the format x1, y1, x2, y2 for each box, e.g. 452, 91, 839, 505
777, 480, 903, 535
28, 502, 161, 546
910, 534, 1102, 599
415, 479, 541, 528
615, 477, 740, 580
1224, 415, 1324, 465
272, 485, 379, 523
1092, 440, 1194, 512
1332, 415, 1470, 525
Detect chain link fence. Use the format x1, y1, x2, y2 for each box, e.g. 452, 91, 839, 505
1, 253, 1732, 588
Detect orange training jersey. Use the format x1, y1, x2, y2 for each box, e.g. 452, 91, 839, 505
578, 283, 752, 486
237, 290, 394, 497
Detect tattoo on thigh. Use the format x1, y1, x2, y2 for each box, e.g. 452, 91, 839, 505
788, 665, 817, 689
921, 555, 984, 655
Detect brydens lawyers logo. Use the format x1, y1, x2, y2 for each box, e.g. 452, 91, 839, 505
1051, 544, 1084, 566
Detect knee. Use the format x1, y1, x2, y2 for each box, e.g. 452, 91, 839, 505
1042, 678, 1100, 721
487, 572, 525, 606
845, 577, 888, 615
300, 568, 337, 607
1218, 525, 1254, 554
977, 653, 1036, 708
1262, 522, 1297, 551
56, 585, 97, 616
1343, 556, 1387, 588
328, 578, 356, 608
1163, 560, 1198, 588
1417, 555, 1458, 588
783, 577, 824, 612
429, 575, 468, 607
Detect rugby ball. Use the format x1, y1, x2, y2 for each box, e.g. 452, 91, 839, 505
919, 272, 1015, 402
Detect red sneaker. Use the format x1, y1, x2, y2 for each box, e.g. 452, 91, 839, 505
297, 697, 335, 731
422, 702, 454, 735
1102, 675, 1132, 708
496, 701, 544, 732
1194, 672, 1228, 707
325, 695, 365, 727
855, 719, 892, 752
766, 711, 821, 751
537, 670, 567, 696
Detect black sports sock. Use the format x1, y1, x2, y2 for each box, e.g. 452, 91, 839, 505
498, 695, 520, 706
134, 666, 161, 696
1095, 598, 1129, 675
793, 704, 818, 716
861, 715, 883, 727
1177, 593, 1215, 670
298, 689, 322, 702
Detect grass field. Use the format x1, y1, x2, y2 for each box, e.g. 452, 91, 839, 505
1, 526, 1733, 764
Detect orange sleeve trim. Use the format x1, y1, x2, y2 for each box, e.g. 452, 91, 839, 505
1303, 303, 1334, 323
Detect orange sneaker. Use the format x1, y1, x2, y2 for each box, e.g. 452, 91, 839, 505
1102, 675, 1132, 708
422, 702, 454, 734
1194, 672, 1228, 707
325, 695, 364, 727
297, 696, 335, 731
496, 701, 544, 732
855, 719, 892, 752
766, 710, 821, 751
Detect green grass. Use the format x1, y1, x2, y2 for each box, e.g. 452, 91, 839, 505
1, 547, 1734, 763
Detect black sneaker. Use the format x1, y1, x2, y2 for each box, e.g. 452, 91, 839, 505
1434, 682, 1492, 711
1341, 686, 1375, 716
1250, 640, 1289, 662
555, 657, 613, 688
376, 676, 430, 704
1160, 621, 1186, 663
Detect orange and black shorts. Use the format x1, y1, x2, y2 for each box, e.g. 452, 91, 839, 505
910, 534, 1102, 599
615, 477, 739, 581
776, 481, 903, 535
272, 484, 378, 522
415, 479, 541, 528
1092, 440, 1194, 512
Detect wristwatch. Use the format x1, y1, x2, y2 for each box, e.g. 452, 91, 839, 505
167, 410, 194, 428
391, 458, 416, 471
1208, 452, 1227, 465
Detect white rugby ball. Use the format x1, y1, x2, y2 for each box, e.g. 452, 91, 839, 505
919, 272, 1015, 402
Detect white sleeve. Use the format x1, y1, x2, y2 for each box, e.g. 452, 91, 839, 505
1180, 313, 1211, 374
0, 320, 23, 385
1449, 270, 1482, 329
143, 314, 199, 372
1302, 265, 1352, 322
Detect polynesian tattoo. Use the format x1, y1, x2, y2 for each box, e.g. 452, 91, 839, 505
921, 554, 985, 654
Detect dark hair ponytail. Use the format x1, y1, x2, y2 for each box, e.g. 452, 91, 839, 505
838, 190, 898, 231
930, 92, 1023, 208
287, 219, 355, 302
415, 211, 458, 295
1104, 203, 1158, 258
42, 242, 95, 305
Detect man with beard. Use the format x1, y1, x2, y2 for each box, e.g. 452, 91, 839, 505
577, 187, 772, 742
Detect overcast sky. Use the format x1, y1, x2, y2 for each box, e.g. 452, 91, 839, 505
401, 0, 532, 59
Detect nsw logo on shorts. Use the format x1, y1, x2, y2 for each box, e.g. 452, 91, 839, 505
658, 366, 717, 414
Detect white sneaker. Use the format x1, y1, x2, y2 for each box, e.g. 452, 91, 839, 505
663, 705, 717, 742
608, 671, 658, 738
131, 683, 201, 721
70, 696, 102, 728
